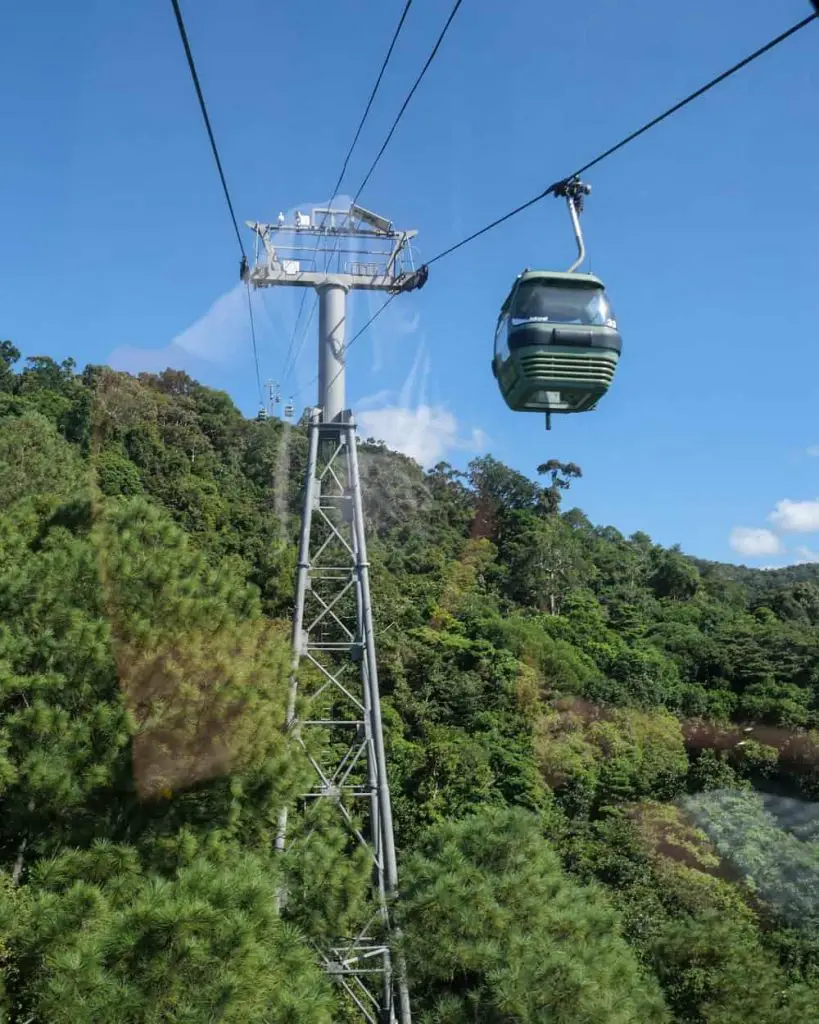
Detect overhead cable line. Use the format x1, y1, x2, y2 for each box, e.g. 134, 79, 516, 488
279, 0, 416, 389
246, 292, 264, 404
295, 10, 818, 402
354, 0, 465, 200
286, 0, 465, 391
243, 286, 263, 398
427, 11, 818, 267
332, 0, 415, 203
168, 0, 263, 401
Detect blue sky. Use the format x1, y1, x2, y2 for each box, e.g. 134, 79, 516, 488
2, 0, 818, 566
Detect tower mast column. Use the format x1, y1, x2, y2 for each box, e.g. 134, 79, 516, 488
318, 282, 348, 422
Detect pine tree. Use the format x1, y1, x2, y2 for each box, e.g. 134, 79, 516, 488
398, 806, 670, 1023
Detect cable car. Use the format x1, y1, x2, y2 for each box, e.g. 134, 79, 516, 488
492, 178, 621, 429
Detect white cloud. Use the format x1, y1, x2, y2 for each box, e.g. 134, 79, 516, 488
357, 404, 486, 468
108, 282, 248, 374
806, 446, 819, 457
794, 546, 819, 564
768, 498, 819, 534
356, 339, 487, 468
729, 527, 783, 557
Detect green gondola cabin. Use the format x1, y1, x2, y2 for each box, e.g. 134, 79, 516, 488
492, 177, 623, 427
493, 269, 621, 418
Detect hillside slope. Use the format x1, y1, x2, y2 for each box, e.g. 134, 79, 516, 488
1, 344, 818, 1022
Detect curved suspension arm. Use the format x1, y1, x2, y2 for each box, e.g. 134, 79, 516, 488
565, 195, 586, 273
555, 177, 592, 273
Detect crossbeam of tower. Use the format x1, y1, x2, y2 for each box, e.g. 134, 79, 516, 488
243, 204, 426, 1024
245, 203, 427, 291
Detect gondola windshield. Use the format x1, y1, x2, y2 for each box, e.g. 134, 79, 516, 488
510, 279, 615, 328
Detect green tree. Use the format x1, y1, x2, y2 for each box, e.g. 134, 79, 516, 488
0, 409, 85, 514
654, 909, 817, 1023
649, 548, 701, 602
0, 340, 21, 393
764, 582, 819, 626
0, 847, 333, 1023
398, 807, 670, 1023
501, 511, 589, 614
537, 458, 582, 515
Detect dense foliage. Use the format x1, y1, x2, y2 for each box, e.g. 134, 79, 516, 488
1, 341, 819, 1021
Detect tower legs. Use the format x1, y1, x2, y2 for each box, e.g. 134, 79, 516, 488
277, 410, 411, 1024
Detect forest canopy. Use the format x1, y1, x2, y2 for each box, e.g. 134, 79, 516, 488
1, 344, 819, 1022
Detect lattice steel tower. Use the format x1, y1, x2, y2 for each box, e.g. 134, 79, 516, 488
242, 205, 427, 1024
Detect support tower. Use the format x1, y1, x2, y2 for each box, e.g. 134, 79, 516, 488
243, 204, 427, 1024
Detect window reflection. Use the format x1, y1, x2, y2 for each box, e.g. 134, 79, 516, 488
511, 281, 614, 327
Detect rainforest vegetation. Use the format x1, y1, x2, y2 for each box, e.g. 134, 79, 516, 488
1, 341, 819, 1022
